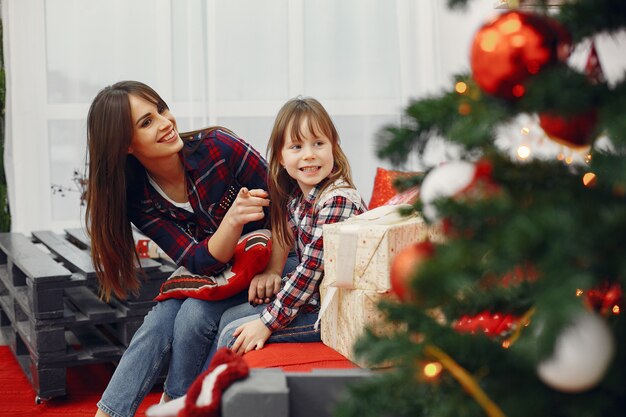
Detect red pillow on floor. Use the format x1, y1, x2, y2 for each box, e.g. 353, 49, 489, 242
154, 229, 272, 302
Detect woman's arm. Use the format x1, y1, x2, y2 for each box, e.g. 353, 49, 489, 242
208, 130, 271, 262
208, 187, 269, 263
129, 130, 269, 276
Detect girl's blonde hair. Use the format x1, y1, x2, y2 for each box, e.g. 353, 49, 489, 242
266, 97, 355, 249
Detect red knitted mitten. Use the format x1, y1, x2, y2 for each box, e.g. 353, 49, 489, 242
178, 348, 250, 417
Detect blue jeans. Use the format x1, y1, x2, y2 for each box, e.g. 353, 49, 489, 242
217, 303, 321, 349
201, 252, 320, 370
97, 293, 246, 417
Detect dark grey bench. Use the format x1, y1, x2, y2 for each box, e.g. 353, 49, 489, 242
0, 230, 174, 403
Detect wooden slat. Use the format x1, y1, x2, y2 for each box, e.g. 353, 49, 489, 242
64, 228, 91, 249
71, 325, 120, 358
65, 287, 117, 321
32, 231, 96, 279
65, 228, 163, 272
0, 233, 71, 283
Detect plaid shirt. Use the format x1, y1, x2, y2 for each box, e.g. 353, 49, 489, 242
128, 128, 268, 276
261, 179, 367, 331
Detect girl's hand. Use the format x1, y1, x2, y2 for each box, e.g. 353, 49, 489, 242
248, 272, 282, 305
225, 187, 269, 227
230, 319, 271, 355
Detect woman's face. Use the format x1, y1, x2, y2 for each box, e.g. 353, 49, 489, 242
127, 93, 183, 162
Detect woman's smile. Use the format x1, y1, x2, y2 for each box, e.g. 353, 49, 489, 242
159, 128, 178, 143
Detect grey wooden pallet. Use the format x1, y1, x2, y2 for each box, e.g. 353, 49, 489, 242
0, 230, 172, 401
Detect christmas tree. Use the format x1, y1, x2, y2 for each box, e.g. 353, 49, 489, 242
337, 1, 625, 416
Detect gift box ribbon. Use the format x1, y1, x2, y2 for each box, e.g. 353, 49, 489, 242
315, 204, 417, 330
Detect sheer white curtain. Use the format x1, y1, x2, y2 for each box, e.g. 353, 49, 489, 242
1, 0, 494, 233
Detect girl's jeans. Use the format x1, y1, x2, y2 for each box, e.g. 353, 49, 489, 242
96, 292, 247, 417
201, 252, 320, 371
206, 303, 321, 368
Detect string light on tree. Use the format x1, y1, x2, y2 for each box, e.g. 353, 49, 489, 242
455, 81, 468, 94
423, 361, 443, 379
582, 172, 597, 187
517, 145, 531, 160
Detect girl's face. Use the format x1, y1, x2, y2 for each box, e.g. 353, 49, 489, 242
280, 117, 334, 195
127, 94, 183, 162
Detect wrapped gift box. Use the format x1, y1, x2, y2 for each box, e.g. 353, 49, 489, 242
322, 204, 431, 292
319, 205, 434, 367
319, 286, 395, 367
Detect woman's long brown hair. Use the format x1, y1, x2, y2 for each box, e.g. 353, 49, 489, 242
86, 81, 169, 301
266, 97, 355, 250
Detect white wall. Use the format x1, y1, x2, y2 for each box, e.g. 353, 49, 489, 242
1, 0, 508, 233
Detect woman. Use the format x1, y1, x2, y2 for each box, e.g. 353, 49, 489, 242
86, 81, 270, 417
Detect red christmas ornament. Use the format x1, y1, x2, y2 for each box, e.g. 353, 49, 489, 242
454, 311, 518, 338
500, 263, 539, 287
586, 282, 622, 316
390, 240, 435, 302
470, 11, 567, 100
585, 40, 606, 85
538, 40, 602, 149
538, 109, 598, 149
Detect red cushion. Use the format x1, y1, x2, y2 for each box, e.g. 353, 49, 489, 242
155, 230, 272, 302
243, 343, 357, 371
369, 167, 421, 209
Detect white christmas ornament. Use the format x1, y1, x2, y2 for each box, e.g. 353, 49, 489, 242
420, 161, 476, 221
537, 311, 615, 393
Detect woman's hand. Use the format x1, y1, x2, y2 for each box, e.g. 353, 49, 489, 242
230, 319, 271, 354
248, 272, 282, 305
207, 187, 269, 264
225, 187, 269, 228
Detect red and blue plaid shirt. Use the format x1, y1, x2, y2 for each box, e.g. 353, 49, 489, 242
128, 128, 269, 276
261, 179, 367, 331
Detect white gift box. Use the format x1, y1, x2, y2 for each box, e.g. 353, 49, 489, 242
318, 205, 434, 367
322, 204, 430, 292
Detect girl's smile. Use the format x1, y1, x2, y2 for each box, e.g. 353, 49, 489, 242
280, 118, 334, 195
300, 166, 322, 173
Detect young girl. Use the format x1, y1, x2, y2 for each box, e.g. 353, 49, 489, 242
87, 81, 270, 417
207, 96, 367, 357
